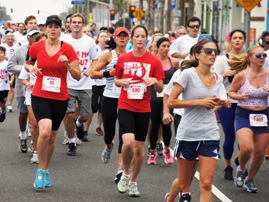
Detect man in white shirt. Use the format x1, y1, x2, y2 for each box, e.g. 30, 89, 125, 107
17, 15, 37, 47
169, 16, 201, 64
62, 13, 98, 156
260, 31, 269, 68
13, 23, 25, 45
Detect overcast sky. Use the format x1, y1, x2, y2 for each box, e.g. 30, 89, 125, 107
1, 0, 73, 22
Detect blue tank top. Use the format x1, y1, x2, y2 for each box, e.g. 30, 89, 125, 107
238, 69, 269, 107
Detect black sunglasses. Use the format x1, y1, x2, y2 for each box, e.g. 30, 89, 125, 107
255, 53, 267, 58
265, 41, 269, 44
202, 48, 219, 55
188, 25, 200, 29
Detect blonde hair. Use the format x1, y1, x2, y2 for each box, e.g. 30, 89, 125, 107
70, 13, 84, 24
147, 33, 163, 52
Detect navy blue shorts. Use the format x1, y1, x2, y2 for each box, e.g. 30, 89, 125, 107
235, 106, 269, 133
174, 140, 220, 160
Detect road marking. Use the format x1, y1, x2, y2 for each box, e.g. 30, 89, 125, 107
194, 172, 233, 202
170, 147, 232, 202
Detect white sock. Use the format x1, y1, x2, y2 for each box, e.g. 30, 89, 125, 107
20, 131, 27, 139
69, 137, 76, 144
76, 119, 83, 127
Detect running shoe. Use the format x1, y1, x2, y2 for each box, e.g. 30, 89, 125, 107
28, 143, 34, 153
19, 138, 27, 153
164, 193, 170, 202
82, 131, 89, 142
234, 166, 248, 187
43, 170, 51, 187
62, 131, 69, 145
243, 179, 258, 193
0, 112, 6, 122
96, 127, 104, 136
74, 118, 84, 140
26, 123, 31, 137
117, 173, 130, 193
114, 168, 124, 183
128, 182, 140, 197
156, 141, 164, 156
67, 143, 76, 156
101, 144, 113, 164
234, 157, 239, 167
30, 153, 39, 164
179, 193, 191, 202
147, 151, 157, 165
7, 105, 12, 112
163, 150, 174, 164
75, 135, 82, 145
224, 166, 233, 180
33, 169, 45, 189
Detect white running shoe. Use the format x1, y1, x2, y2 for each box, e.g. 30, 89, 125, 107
31, 153, 39, 164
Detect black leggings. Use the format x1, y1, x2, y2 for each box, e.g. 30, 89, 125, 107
91, 85, 105, 113
101, 96, 123, 153
149, 101, 172, 149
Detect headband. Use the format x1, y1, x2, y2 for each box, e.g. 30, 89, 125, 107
156, 37, 170, 48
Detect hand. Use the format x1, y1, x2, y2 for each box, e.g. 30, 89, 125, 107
202, 97, 220, 110
58, 54, 68, 65
109, 68, 115, 77
240, 92, 249, 101
28, 65, 42, 76
83, 68, 91, 77
143, 77, 157, 86
162, 112, 174, 125
120, 79, 130, 88
220, 99, 231, 108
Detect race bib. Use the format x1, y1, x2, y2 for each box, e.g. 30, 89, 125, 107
42, 76, 61, 93
249, 114, 268, 127
127, 83, 144, 99
156, 84, 167, 97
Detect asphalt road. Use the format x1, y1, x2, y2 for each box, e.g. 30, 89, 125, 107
1, 106, 269, 202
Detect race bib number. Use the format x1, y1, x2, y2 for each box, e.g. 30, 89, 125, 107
127, 83, 144, 99
156, 84, 167, 97
42, 76, 61, 93
249, 114, 268, 127
112, 83, 121, 94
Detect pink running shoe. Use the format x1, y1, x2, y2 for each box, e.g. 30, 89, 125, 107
163, 150, 174, 164
147, 152, 157, 165
164, 193, 170, 202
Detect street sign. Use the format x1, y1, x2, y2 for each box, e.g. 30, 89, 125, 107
71, 0, 86, 5
155, 3, 162, 10
133, 8, 145, 21
237, 0, 261, 12
171, 0, 176, 10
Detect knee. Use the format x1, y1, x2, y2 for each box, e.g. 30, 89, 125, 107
240, 146, 253, 156
123, 141, 134, 153
66, 113, 75, 120
200, 178, 212, 192
134, 147, 144, 158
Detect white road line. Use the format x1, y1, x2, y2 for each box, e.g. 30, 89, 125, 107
194, 172, 233, 202
170, 147, 232, 202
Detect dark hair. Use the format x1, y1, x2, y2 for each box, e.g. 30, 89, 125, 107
181, 40, 217, 71
108, 27, 114, 34
24, 15, 36, 26
156, 37, 170, 48
131, 25, 148, 38
0, 46, 6, 54
99, 27, 108, 32
186, 16, 201, 27
261, 31, 269, 42
66, 14, 73, 21
106, 36, 116, 50
229, 29, 246, 41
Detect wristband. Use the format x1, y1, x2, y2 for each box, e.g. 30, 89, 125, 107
103, 71, 110, 77
68, 63, 73, 71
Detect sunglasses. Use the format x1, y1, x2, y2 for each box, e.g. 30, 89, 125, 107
255, 53, 267, 58
202, 48, 219, 55
265, 41, 269, 44
188, 25, 200, 29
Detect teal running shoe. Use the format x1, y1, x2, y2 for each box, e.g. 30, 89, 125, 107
33, 169, 45, 189
43, 170, 51, 187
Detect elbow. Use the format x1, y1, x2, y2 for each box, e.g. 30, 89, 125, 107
75, 74, 81, 81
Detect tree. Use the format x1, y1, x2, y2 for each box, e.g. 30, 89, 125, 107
0, 6, 12, 22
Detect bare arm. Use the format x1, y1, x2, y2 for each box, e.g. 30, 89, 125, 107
90, 52, 112, 79
163, 93, 174, 125
228, 72, 248, 101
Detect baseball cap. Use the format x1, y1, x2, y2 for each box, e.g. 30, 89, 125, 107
27, 29, 40, 37
45, 16, 62, 27
114, 27, 129, 36
38, 21, 45, 26
198, 34, 212, 42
